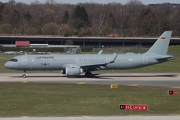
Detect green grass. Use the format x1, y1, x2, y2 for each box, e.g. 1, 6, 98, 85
0, 83, 180, 116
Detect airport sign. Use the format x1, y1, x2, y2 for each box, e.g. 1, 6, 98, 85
119, 104, 131, 110
168, 90, 178, 95
131, 104, 148, 111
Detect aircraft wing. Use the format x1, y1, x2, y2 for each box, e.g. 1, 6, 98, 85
80, 54, 118, 70
63, 54, 118, 71
80, 62, 111, 71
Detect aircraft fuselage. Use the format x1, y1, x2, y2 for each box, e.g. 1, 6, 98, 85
4, 53, 171, 71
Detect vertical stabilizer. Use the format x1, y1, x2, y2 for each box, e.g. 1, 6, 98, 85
146, 31, 172, 55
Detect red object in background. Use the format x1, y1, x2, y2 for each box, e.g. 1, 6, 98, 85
16, 41, 30, 47
168, 90, 178, 95
131, 104, 148, 111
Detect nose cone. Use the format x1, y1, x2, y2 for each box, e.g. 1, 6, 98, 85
4, 62, 11, 69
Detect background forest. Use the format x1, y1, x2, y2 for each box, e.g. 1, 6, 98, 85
0, 0, 180, 37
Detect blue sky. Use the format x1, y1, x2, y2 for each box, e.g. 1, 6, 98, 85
1, 0, 180, 4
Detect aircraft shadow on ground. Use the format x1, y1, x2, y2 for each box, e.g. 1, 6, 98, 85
98, 74, 176, 77
10, 74, 177, 79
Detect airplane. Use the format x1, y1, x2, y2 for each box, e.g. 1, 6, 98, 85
4, 31, 174, 78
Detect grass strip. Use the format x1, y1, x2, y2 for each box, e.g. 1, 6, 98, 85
0, 82, 180, 116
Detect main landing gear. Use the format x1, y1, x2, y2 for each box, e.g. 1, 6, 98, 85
22, 70, 26, 78
85, 71, 94, 78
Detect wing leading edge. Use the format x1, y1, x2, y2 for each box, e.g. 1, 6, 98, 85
78, 54, 118, 70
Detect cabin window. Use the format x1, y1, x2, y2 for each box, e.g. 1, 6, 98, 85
10, 58, 18, 62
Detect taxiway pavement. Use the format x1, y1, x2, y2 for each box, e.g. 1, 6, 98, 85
0, 72, 180, 88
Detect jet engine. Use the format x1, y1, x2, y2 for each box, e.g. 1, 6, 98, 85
63, 66, 83, 77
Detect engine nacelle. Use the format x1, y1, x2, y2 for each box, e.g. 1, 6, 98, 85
65, 66, 83, 77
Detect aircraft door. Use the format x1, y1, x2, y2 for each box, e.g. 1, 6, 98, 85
22, 56, 27, 65
143, 56, 148, 64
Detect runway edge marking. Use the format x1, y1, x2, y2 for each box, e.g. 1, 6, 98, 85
171, 86, 180, 89
77, 82, 86, 84
127, 84, 138, 86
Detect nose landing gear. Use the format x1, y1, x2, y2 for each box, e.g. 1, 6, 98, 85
22, 70, 26, 78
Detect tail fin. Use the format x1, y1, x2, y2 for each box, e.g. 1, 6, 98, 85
146, 31, 172, 55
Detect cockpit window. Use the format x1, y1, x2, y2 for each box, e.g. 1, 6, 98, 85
10, 58, 18, 62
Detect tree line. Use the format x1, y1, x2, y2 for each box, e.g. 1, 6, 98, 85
0, 0, 180, 37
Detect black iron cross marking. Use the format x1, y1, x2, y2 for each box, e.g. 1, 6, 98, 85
41, 63, 49, 66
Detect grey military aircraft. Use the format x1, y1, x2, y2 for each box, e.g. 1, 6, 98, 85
4, 31, 174, 78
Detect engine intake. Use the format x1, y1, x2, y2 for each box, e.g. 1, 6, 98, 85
64, 66, 83, 77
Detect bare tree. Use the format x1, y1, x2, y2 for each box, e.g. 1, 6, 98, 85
126, 0, 143, 5
125, 0, 145, 36
169, 6, 180, 36
0, 0, 180, 36
91, 14, 109, 35
113, 6, 129, 36
45, 0, 56, 4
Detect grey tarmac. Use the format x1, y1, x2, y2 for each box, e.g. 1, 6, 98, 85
0, 72, 180, 88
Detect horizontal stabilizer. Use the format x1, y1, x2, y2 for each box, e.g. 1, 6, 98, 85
156, 55, 175, 62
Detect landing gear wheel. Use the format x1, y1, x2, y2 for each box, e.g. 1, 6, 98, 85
22, 74, 26, 78
85, 72, 94, 78
89, 73, 93, 78
22, 70, 26, 78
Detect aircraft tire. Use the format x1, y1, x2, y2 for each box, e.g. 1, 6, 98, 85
22, 74, 26, 78
85, 72, 94, 78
